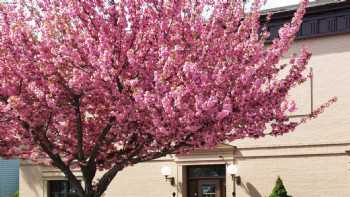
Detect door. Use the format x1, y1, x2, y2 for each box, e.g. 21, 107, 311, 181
187, 165, 226, 197
198, 180, 221, 197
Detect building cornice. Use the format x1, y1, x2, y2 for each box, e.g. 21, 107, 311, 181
266, 0, 350, 41
235, 142, 350, 150
234, 143, 350, 159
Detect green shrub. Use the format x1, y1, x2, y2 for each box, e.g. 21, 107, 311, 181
269, 177, 291, 197
11, 191, 19, 197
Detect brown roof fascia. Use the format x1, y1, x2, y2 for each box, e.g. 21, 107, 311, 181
261, 0, 350, 22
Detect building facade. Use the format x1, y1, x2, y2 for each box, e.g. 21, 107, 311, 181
19, 1, 350, 197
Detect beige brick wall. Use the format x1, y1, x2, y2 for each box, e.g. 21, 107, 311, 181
19, 33, 350, 197
234, 33, 350, 148
103, 160, 177, 197
235, 155, 350, 197
20, 164, 44, 197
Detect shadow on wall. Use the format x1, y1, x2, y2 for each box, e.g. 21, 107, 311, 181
241, 182, 263, 197
234, 151, 263, 197
177, 181, 183, 197
20, 164, 42, 197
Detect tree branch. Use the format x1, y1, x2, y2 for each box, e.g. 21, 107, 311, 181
88, 117, 116, 164
79, 117, 116, 195
94, 139, 151, 196
0, 94, 9, 104
72, 95, 84, 161
94, 147, 172, 196
94, 163, 123, 196
94, 133, 193, 196
20, 120, 85, 196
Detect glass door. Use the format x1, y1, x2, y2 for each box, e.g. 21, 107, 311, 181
187, 165, 226, 197
198, 180, 221, 197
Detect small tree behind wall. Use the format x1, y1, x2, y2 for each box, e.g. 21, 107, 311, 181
269, 177, 292, 197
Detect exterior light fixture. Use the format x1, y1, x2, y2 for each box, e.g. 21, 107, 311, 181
227, 164, 241, 197
161, 166, 175, 186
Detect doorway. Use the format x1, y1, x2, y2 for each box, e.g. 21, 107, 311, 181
187, 165, 226, 197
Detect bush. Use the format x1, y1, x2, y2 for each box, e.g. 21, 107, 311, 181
269, 177, 291, 197
11, 191, 19, 197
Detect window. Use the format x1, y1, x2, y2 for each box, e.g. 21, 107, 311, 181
47, 180, 79, 197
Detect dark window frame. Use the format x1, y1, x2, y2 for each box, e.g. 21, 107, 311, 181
47, 180, 80, 197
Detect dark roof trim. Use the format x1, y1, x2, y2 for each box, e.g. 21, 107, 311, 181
264, 0, 350, 21
265, 0, 350, 41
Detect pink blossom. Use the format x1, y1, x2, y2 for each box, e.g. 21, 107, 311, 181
288, 100, 297, 112
0, 0, 335, 196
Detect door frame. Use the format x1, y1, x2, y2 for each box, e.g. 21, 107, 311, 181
186, 165, 226, 197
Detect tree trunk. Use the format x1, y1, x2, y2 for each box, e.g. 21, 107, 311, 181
74, 180, 108, 197
76, 191, 101, 197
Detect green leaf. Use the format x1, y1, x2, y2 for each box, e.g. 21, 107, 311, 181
269, 177, 291, 197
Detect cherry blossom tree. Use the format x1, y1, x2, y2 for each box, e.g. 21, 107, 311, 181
0, 0, 335, 196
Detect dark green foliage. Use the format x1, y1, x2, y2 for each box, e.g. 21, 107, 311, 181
11, 191, 19, 197
269, 177, 291, 197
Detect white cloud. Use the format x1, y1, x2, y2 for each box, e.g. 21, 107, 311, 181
245, 0, 316, 10
263, 0, 315, 9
